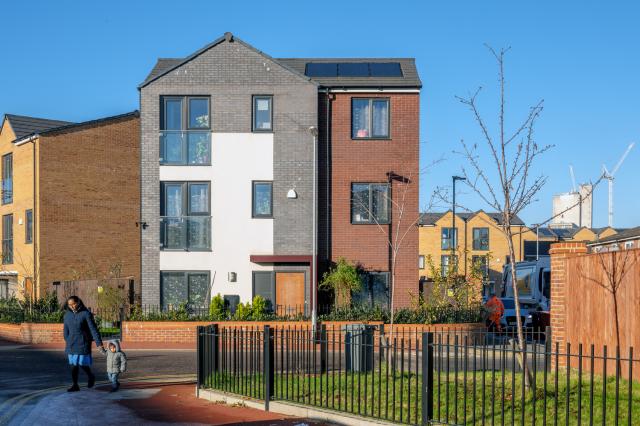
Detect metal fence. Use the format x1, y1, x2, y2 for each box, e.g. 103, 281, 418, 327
197, 325, 640, 425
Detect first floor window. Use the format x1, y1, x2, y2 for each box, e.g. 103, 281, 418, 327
25, 210, 33, 244
252, 181, 273, 218
419, 255, 426, 270
351, 183, 390, 224
472, 227, 489, 250
160, 182, 211, 251
2, 214, 12, 264
441, 255, 458, 277
441, 227, 457, 250
253, 95, 273, 131
160, 271, 210, 309
0, 279, 7, 299
352, 272, 389, 309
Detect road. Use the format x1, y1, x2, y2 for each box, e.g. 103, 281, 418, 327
0, 340, 196, 425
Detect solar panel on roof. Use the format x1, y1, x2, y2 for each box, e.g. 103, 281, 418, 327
304, 62, 404, 78
337, 62, 370, 77
305, 63, 338, 77
369, 62, 403, 77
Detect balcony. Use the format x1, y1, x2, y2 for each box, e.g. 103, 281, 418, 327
160, 131, 211, 165
160, 216, 211, 251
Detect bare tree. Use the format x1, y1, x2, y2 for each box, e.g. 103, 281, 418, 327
454, 46, 551, 387
579, 248, 638, 352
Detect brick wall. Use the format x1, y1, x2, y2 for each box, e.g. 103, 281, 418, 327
319, 92, 420, 309
0, 323, 64, 344
38, 114, 140, 292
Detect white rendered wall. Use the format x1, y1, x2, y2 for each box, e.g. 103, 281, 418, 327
159, 133, 274, 303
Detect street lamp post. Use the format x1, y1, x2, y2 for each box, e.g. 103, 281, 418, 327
451, 176, 466, 266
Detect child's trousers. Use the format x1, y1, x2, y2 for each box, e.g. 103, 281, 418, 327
108, 373, 120, 389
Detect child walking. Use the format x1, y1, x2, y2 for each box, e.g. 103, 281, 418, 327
105, 340, 127, 392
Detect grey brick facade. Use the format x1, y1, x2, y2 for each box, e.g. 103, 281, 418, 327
139, 36, 317, 305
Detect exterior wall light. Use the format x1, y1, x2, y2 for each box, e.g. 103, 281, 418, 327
228, 272, 237, 282
287, 189, 298, 199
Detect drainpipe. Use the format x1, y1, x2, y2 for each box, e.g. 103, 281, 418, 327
30, 139, 37, 300
308, 126, 319, 332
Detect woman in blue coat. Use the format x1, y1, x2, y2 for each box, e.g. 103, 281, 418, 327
63, 296, 105, 392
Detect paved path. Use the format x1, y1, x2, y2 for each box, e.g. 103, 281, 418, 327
0, 340, 327, 425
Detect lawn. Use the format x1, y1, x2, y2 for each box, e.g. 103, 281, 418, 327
203, 368, 640, 425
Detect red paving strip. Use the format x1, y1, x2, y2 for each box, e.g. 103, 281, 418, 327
116, 384, 327, 425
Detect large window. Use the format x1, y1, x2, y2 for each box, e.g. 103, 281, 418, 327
252, 181, 273, 218
25, 210, 33, 244
160, 182, 211, 250
419, 255, 426, 270
441, 228, 457, 250
2, 214, 12, 264
352, 98, 390, 139
441, 255, 458, 277
472, 227, 489, 250
160, 96, 211, 165
2, 154, 12, 205
160, 271, 210, 309
253, 96, 273, 131
352, 272, 390, 309
351, 183, 390, 224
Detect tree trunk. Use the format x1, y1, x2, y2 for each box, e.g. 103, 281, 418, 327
505, 229, 533, 389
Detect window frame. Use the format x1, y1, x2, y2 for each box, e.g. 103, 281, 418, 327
252, 181, 274, 218
472, 227, 490, 251
2, 214, 12, 265
160, 181, 211, 217
161, 96, 211, 131
0, 279, 7, 299
350, 182, 391, 225
160, 270, 211, 309
2, 153, 12, 205
418, 255, 426, 270
440, 254, 458, 277
352, 271, 390, 309
25, 209, 33, 244
351, 97, 391, 140
441, 227, 458, 250
471, 255, 489, 279
252, 95, 274, 132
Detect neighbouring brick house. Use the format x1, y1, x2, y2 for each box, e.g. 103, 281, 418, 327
0, 112, 140, 300
139, 32, 421, 312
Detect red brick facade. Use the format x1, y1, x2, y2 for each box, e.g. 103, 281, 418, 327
318, 92, 420, 308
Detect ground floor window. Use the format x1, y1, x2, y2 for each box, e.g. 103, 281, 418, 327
471, 255, 489, 279
0, 279, 7, 299
160, 271, 210, 309
352, 272, 390, 309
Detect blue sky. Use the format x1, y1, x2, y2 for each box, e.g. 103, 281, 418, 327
1, 0, 638, 228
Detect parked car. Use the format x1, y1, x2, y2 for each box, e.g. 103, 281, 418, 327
499, 297, 533, 330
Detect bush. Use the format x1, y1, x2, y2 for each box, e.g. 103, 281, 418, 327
209, 294, 228, 321
318, 303, 483, 325
0, 294, 64, 323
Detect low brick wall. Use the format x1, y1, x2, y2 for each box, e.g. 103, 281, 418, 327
0, 320, 485, 347
0, 322, 65, 344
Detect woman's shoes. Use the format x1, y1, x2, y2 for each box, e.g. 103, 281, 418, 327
87, 374, 96, 388
67, 385, 80, 392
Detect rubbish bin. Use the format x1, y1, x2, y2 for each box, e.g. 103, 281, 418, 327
342, 324, 375, 372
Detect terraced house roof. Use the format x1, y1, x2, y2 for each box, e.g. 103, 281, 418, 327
3, 114, 72, 140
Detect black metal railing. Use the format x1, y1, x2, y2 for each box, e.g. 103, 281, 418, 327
197, 325, 640, 425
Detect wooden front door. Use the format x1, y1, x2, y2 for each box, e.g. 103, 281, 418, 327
275, 272, 305, 316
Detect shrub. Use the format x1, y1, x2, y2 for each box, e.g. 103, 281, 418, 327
209, 294, 228, 321
251, 295, 269, 321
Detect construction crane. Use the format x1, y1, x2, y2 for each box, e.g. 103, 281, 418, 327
602, 142, 635, 227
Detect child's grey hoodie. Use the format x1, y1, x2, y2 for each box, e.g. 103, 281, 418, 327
105, 340, 127, 374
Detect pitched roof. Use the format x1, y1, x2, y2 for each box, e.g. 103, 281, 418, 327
139, 32, 421, 90
419, 211, 525, 226
588, 226, 640, 245
12, 111, 139, 144
275, 58, 422, 88
3, 114, 72, 140
139, 33, 314, 89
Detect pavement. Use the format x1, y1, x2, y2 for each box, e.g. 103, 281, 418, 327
0, 339, 328, 425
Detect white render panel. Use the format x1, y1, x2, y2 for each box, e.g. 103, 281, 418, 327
159, 133, 274, 302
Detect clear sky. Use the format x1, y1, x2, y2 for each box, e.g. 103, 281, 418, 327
1, 0, 638, 228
